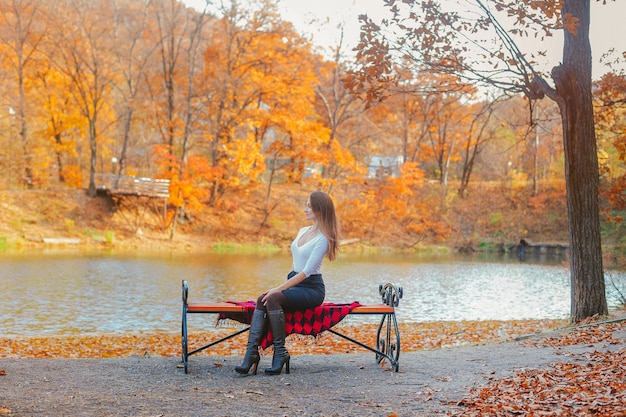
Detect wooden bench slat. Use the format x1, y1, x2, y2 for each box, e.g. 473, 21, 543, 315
187, 303, 244, 313
351, 304, 395, 314
187, 302, 395, 315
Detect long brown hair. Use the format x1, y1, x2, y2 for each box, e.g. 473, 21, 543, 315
310, 190, 339, 261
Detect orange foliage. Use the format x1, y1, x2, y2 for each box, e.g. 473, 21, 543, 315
455, 321, 626, 417
339, 160, 450, 246
198, 7, 329, 203
60, 165, 82, 188
0, 0, 603, 253
595, 73, 626, 215
153, 144, 212, 213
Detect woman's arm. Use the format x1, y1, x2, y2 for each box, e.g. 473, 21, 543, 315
260, 272, 307, 305
261, 236, 328, 304
267, 271, 308, 293
300, 236, 329, 277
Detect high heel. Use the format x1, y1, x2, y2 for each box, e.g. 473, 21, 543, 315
265, 310, 290, 375
235, 351, 260, 375
235, 309, 266, 375
266, 353, 290, 375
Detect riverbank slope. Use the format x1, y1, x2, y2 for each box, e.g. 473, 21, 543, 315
0, 182, 571, 255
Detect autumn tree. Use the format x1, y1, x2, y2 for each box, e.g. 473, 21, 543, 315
149, 0, 191, 154
0, 0, 43, 183
110, 0, 155, 182
47, 0, 117, 197
31, 61, 86, 186
596, 72, 626, 213
457, 97, 499, 197
363, 67, 497, 197
421, 84, 476, 193
351, 0, 613, 321
313, 39, 368, 192
488, 95, 563, 188
146, 0, 212, 237
253, 27, 331, 227
200, 0, 271, 207
199, 0, 329, 212
367, 69, 448, 167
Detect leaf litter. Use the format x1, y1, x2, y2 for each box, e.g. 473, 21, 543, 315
1, 314, 625, 416
451, 317, 626, 416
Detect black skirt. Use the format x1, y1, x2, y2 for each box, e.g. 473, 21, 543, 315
282, 271, 325, 310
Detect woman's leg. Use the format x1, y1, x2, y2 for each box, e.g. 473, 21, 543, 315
261, 292, 291, 375
234, 298, 268, 375
261, 291, 291, 312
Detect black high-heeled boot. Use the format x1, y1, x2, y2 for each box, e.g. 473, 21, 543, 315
235, 309, 266, 375
265, 310, 290, 375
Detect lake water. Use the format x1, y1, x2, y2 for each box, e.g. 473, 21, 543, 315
0, 251, 624, 336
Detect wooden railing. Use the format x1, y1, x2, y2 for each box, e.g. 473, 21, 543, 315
95, 174, 170, 198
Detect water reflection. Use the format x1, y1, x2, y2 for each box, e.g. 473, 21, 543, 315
0, 251, 623, 336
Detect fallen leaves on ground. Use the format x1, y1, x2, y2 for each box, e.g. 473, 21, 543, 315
0, 319, 566, 359
451, 320, 626, 417
524, 320, 624, 348
3, 316, 625, 416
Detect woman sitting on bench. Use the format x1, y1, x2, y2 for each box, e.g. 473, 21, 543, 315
235, 190, 339, 376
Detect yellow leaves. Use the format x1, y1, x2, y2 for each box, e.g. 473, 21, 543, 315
329, 140, 355, 168
222, 132, 265, 179
199, 13, 328, 197
595, 73, 626, 213
152, 144, 211, 212
339, 167, 444, 245
60, 165, 82, 188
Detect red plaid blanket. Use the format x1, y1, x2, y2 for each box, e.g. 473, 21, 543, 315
218, 301, 361, 349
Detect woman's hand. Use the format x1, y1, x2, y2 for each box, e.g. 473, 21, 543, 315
261, 288, 281, 305
260, 271, 306, 305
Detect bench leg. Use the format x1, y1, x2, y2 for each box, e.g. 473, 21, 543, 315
187, 327, 250, 357
181, 321, 251, 374
328, 313, 400, 372
376, 312, 400, 372
181, 305, 189, 374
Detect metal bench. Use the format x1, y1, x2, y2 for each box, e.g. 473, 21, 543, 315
181, 280, 403, 373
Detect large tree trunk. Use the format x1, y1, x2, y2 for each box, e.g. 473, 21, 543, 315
554, 0, 607, 322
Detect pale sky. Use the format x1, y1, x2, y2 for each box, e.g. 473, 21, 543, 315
185, 0, 625, 79
276, 0, 388, 54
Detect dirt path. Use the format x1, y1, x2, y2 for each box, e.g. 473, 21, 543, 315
2, 327, 624, 417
